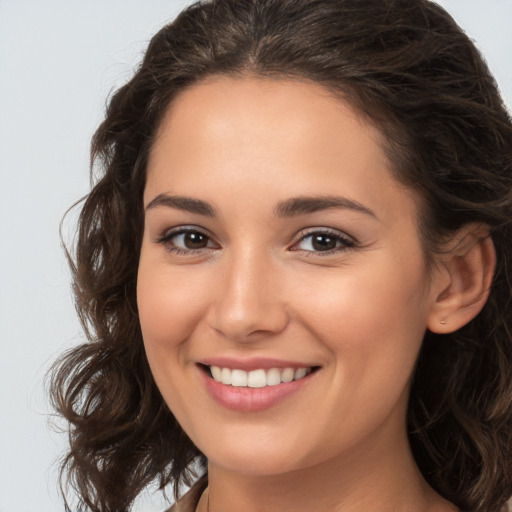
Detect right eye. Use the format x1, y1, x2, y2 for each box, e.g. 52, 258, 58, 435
156, 227, 218, 254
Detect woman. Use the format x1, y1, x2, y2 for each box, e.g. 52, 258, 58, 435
50, 0, 512, 511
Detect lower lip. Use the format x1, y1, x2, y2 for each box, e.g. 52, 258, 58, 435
200, 367, 316, 412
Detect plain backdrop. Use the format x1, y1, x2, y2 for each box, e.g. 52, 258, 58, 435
0, 1, 511, 511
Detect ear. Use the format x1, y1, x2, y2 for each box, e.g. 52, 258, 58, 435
427, 224, 496, 334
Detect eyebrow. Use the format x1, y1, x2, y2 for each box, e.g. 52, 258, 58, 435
145, 193, 376, 219
274, 195, 377, 218
145, 194, 216, 216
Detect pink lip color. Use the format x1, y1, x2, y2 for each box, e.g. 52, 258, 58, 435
199, 365, 316, 412
200, 357, 311, 371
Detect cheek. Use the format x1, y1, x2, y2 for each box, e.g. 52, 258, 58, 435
290, 259, 429, 441
293, 253, 429, 371
136, 255, 210, 419
136, 256, 210, 352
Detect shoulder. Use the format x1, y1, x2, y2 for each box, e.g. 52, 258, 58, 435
165, 476, 208, 512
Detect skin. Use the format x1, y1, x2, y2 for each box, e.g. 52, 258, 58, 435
137, 76, 471, 511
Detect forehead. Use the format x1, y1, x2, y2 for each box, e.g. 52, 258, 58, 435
145, 76, 418, 225
151, 76, 383, 165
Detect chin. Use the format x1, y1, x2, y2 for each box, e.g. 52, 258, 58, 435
209, 453, 306, 476
199, 433, 312, 476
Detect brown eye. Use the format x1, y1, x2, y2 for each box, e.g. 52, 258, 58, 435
181, 231, 209, 249
311, 234, 338, 251
292, 229, 355, 254
157, 228, 217, 253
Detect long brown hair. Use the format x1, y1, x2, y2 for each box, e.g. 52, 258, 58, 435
49, 1, 512, 511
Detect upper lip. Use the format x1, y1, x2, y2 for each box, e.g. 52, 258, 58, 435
199, 357, 318, 371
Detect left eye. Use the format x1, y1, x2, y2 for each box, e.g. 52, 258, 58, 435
172, 231, 212, 249
293, 231, 354, 253
157, 228, 217, 252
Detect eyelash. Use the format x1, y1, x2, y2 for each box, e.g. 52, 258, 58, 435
155, 226, 356, 256
291, 228, 356, 256
155, 227, 217, 255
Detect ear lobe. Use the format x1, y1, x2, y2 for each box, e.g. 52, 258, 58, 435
427, 224, 496, 334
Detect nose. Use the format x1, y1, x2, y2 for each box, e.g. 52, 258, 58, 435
206, 249, 289, 343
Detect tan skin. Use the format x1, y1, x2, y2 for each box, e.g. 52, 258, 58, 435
137, 77, 495, 512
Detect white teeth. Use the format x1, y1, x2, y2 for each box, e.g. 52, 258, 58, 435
266, 368, 281, 386
294, 367, 307, 380
221, 367, 232, 385
281, 368, 295, 383
231, 369, 248, 387
211, 366, 222, 381
247, 369, 267, 388
209, 366, 312, 387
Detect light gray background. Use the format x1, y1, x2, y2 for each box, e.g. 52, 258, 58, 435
0, 1, 511, 511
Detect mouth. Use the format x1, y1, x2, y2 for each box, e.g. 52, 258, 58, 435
198, 359, 321, 412
204, 365, 316, 388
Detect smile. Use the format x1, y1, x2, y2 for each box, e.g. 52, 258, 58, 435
209, 366, 313, 388
200, 362, 319, 412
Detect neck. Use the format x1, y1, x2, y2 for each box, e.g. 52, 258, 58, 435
201, 421, 457, 512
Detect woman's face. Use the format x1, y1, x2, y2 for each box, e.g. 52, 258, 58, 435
137, 77, 441, 475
